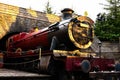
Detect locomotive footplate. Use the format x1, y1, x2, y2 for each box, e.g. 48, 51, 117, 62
53, 50, 115, 72
51, 49, 116, 80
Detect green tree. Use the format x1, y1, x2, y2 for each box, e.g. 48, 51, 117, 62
44, 1, 53, 14
95, 0, 120, 41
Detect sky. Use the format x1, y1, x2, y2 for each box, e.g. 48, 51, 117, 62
0, 0, 108, 21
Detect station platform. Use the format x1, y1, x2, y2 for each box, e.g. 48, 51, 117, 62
0, 68, 120, 80
90, 71, 120, 80
0, 68, 51, 80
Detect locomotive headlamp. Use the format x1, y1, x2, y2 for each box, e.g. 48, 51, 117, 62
68, 16, 94, 49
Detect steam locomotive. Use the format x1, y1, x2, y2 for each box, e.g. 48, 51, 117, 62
3, 11, 115, 80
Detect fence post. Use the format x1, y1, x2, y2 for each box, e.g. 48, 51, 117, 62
98, 41, 102, 58
0, 52, 3, 68
118, 37, 120, 53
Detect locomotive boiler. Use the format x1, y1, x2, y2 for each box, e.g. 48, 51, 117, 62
6, 16, 94, 52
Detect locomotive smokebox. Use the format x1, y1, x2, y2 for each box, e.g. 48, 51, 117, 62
68, 16, 94, 49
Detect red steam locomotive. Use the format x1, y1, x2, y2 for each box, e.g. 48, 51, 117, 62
3, 8, 116, 80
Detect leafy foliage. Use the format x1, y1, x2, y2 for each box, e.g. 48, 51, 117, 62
44, 1, 53, 14
95, 0, 120, 41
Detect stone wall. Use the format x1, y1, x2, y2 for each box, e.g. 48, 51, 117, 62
101, 42, 119, 53
0, 3, 61, 50
100, 42, 120, 61
0, 3, 60, 40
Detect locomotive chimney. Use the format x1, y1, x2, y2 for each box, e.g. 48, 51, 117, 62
61, 8, 74, 20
